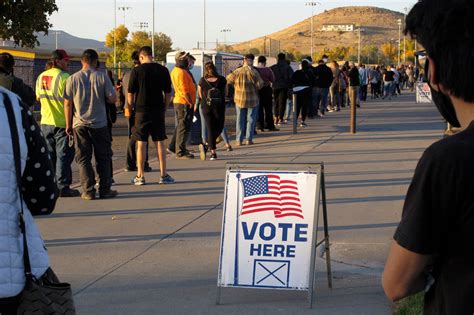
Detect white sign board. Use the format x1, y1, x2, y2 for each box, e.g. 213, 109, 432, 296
218, 170, 318, 290
416, 82, 433, 103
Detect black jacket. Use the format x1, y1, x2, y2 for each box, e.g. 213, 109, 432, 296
312, 64, 333, 88
291, 69, 315, 93
0, 71, 35, 107
270, 61, 294, 89
348, 67, 360, 87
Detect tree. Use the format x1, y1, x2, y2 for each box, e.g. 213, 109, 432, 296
248, 47, 260, 56
0, 0, 58, 48
126, 31, 173, 62
381, 42, 397, 65
105, 25, 130, 65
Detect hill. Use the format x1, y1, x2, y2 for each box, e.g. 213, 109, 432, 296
231, 6, 406, 60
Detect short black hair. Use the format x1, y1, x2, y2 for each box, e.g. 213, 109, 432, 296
82, 49, 99, 66
405, 0, 474, 101
277, 53, 286, 61
139, 46, 153, 57
257, 55, 266, 64
131, 51, 140, 65
0, 52, 15, 73
244, 53, 255, 60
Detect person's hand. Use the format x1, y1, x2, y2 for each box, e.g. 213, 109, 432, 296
66, 127, 73, 136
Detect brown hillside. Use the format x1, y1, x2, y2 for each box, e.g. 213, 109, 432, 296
231, 6, 405, 57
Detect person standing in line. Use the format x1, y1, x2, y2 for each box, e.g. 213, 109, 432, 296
329, 61, 341, 112
168, 51, 196, 159
256, 56, 278, 132
198, 62, 227, 160
383, 1, 474, 313
127, 46, 174, 186
291, 59, 315, 127
122, 51, 151, 172
391, 64, 400, 96
0, 52, 35, 107
35, 49, 79, 197
0, 88, 59, 314
347, 61, 360, 108
382, 66, 395, 100
358, 64, 369, 102
313, 58, 333, 117
271, 53, 293, 126
226, 54, 264, 146
64, 49, 117, 200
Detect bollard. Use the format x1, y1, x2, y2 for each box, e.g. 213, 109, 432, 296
350, 88, 357, 134
292, 92, 297, 134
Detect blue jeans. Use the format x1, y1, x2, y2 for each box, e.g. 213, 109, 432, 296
384, 82, 393, 98
199, 105, 230, 145
41, 125, 75, 191
314, 87, 329, 113
235, 106, 258, 143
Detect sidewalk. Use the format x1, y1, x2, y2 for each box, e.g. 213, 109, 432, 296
37, 93, 445, 314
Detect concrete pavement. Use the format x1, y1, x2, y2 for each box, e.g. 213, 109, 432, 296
36, 92, 445, 314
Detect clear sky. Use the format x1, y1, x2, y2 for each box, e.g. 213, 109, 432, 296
49, 0, 417, 49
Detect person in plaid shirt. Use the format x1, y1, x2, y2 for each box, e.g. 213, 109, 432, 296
226, 54, 264, 146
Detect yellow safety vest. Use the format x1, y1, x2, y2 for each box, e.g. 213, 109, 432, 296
36, 68, 70, 128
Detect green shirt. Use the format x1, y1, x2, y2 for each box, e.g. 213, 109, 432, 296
36, 68, 70, 128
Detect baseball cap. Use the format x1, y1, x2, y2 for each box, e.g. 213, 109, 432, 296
175, 51, 190, 61
51, 49, 70, 61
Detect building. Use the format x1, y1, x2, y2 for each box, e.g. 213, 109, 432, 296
321, 24, 355, 32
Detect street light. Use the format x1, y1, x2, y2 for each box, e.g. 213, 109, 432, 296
305, 2, 320, 59
114, 0, 117, 73
118, 6, 132, 26
152, 0, 155, 59
203, 0, 206, 50
220, 29, 231, 46
357, 27, 364, 65
134, 22, 149, 30
403, 7, 407, 64
397, 19, 402, 66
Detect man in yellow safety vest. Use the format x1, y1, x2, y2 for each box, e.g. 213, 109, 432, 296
36, 49, 79, 197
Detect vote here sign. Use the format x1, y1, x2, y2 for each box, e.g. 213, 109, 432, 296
218, 170, 319, 290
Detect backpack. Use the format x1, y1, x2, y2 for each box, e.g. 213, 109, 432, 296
205, 79, 222, 107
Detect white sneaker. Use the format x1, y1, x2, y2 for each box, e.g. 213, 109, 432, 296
132, 176, 146, 186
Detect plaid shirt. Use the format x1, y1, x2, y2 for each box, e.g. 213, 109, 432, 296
226, 65, 264, 108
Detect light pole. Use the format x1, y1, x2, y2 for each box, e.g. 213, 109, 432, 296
134, 21, 149, 30
220, 29, 231, 46
118, 6, 131, 26
305, 2, 320, 59
397, 19, 402, 66
403, 8, 407, 64
203, 0, 206, 50
113, 0, 117, 73
54, 31, 60, 49
357, 27, 362, 65
152, 0, 155, 59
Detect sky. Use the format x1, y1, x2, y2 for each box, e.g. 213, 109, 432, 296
49, 0, 418, 49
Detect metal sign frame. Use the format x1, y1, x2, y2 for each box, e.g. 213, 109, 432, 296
216, 162, 332, 309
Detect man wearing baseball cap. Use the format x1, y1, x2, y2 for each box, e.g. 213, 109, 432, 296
36, 49, 79, 197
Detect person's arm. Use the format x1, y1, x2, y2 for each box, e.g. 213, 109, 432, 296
382, 241, 433, 301
63, 77, 74, 135
105, 75, 117, 104
164, 93, 172, 112
127, 92, 135, 111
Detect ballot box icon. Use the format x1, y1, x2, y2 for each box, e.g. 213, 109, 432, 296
252, 259, 290, 288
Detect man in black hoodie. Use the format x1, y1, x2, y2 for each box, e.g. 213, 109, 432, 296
271, 53, 294, 125
312, 56, 333, 117
0, 53, 35, 107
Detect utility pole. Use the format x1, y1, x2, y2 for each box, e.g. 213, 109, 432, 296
220, 29, 231, 46
403, 8, 407, 64
397, 19, 402, 66
113, 0, 117, 73
152, 0, 155, 59
305, 2, 320, 59
54, 31, 59, 49
357, 27, 362, 65
118, 6, 131, 26
203, 0, 206, 50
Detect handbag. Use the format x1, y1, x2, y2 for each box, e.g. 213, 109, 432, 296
2, 92, 76, 315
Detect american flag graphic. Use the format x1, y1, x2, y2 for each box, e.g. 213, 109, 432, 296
240, 175, 304, 219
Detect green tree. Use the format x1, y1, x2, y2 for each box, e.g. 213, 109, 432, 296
248, 47, 260, 56
0, 0, 58, 48
105, 25, 130, 65
125, 31, 173, 62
